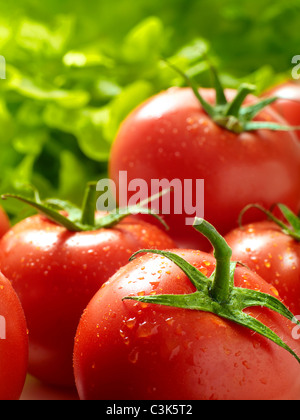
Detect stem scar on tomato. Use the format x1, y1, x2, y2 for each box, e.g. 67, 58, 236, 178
124, 218, 300, 364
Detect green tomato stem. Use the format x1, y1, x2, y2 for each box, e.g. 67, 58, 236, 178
1, 184, 170, 233
80, 182, 97, 227
168, 60, 300, 133
224, 83, 256, 117
239, 203, 300, 242
194, 218, 233, 303
124, 219, 300, 364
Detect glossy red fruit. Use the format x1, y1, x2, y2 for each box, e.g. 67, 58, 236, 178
74, 220, 300, 400
0, 214, 175, 388
110, 87, 300, 251
0, 272, 28, 400
263, 81, 300, 139
0, 207, 10, 239
225, 220, 300, 315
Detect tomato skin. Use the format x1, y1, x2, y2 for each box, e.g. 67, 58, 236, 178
73, 250, 300, 401
263, 81, 300, 139
224, 221, 300, 315
0, 207, 10, 239
0, 214, 175, 388
109, 87, 300, 251
0, 272, 28, 400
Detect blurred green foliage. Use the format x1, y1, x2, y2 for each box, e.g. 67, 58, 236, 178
0, 0, 299, 220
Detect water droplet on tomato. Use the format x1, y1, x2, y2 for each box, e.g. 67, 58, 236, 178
128, 347, 139, 364
264, 260, 271, 268
137, 321, 158, 338
165, 317, 175, 326
253, 341, 261, 350
242, 360, 250, 370
124, 317, 137, 330
123, 336, 130, 346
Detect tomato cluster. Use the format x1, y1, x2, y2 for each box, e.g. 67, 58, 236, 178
1, 74, 300, 401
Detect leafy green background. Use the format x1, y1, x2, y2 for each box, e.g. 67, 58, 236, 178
0, 0, 299, 220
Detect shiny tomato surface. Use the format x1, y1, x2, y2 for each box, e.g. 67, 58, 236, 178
264, 81, 300, 139
225, 221, 300, 315
0, 207, 10, 239
0, 214, 175, 387
74, 250, 300, 400
0, 272, 28, 400
110, 87, 300, 251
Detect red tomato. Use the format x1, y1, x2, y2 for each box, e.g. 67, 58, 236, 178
109, 87, 300, 251
0, 207, 10, 239
0, 272, 28, 400
263, 81, 300, 139
225, 221, 300, 315
73, 249, 300, 400
0, 214, 175, 388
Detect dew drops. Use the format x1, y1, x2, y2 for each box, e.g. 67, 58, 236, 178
264, 261, 271, 269
137, 321, 158, 338
165, 317, 175, 326
242, 360, 250, 370
169, 345, 180, 361
175, 324, 183, 336
253, 341, 261, 350
260, 378, 268, 385
128, 347, 139, 364
124, 317, 137, 330
123, 336, 130, 346
223, 347, 231, 356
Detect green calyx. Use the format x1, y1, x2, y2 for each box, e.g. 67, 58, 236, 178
167, 60, 300, 134
239, 203, 300, 242
124, 218, 300, 364
1, 182, 169, 232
